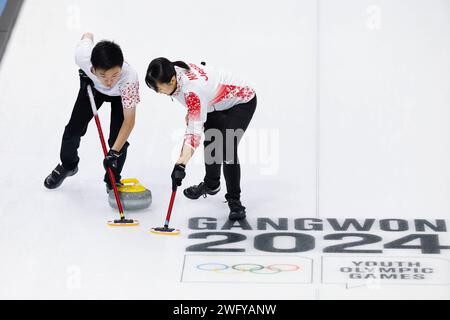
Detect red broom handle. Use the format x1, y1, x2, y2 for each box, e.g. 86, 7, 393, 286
164, 189, 177, 227
87, 86, 125, 218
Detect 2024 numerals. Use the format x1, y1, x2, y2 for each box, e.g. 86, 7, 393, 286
186, 232, 450, 254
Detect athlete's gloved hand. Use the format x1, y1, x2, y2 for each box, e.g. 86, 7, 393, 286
171, 163, 186, 191
103, 149, 122, 173
79, 69, 94, 91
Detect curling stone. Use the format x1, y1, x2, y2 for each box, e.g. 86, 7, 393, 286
108, 178, 152, 211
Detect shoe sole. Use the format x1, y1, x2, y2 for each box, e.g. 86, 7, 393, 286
183, 186, 221, 200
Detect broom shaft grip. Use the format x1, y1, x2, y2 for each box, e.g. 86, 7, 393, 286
87, 85, 98, 116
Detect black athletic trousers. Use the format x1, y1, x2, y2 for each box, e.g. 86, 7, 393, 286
60, 79, 129, 183
203, 95, 257, 201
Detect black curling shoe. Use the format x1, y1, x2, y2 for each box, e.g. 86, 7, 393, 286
183, 182, 221, 200
44, 164, 78, 189
227, 199, 246, 221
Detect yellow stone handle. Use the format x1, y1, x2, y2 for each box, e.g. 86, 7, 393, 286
120, 178, 140, 186
117, 178, 148, 193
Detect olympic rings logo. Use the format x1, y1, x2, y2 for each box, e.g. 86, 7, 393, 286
196, 263, 301, 275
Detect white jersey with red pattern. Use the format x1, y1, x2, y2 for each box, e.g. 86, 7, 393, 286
171, 63, 256, 150
75, 38, 140, 109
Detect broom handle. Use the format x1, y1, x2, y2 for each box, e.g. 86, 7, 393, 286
163, 143, 184, 228
164, 189, 177, 228
87, 85, 125, 219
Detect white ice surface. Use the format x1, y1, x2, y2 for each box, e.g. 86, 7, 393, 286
0, 0, 449, 300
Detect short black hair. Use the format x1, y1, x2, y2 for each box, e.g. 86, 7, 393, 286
91, 41, 124, 70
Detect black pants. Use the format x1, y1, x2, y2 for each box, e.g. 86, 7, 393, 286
60, 84, 129, 183
203, 95, 257, 201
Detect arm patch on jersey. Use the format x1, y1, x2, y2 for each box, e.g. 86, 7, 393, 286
184, 92, 201, 120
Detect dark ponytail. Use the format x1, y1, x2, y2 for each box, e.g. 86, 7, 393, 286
145, 57, 190, 91
172, 61, 190, 70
